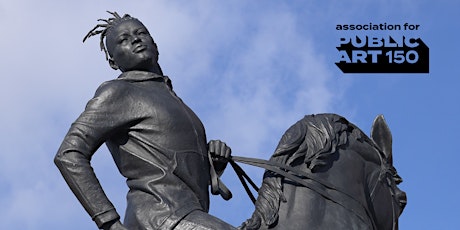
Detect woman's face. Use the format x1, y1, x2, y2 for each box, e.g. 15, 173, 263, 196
106, 19, 158, 72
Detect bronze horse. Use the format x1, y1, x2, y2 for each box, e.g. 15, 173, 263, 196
236, 114, 406, 230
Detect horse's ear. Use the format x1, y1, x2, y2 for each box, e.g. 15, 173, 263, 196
371, 115, 393, 164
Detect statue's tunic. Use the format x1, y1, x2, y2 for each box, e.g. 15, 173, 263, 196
55, 71, 210, 229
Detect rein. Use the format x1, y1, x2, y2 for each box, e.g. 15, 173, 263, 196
227, 155, 377, 229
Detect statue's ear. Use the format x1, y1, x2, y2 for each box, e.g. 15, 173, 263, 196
109, 58, 119, 70
371, 115, 393, 164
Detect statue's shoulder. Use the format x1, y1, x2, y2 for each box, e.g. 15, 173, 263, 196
94, 79, 130, 98
83, 80, 133, 111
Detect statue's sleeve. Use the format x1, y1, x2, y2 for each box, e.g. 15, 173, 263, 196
54, 81, 133, 228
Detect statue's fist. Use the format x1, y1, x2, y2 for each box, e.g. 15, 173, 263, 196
208, 140, 232, 159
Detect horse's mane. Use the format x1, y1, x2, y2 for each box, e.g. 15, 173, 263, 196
273, 113, 361, 170
243, 114, 368, 229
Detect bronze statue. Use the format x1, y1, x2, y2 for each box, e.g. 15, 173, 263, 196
54, 12, 236, 230
55, 11, 406, 230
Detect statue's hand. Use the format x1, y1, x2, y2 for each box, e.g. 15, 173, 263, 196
208, 140, 232, 160
208, 140, 232, 175
102, 220, 128, 230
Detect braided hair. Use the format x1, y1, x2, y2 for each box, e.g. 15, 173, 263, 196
84, 11, 138, 60
83, 11, 163, 74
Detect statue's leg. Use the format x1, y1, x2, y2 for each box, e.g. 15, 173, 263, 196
175, 210, 237, 230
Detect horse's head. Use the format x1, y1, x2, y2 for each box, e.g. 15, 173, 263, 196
370, 115, 407, 229
240, 114, 407, 230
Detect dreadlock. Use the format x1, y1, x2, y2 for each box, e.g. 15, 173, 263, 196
83, 11, 164, 75
83, 11, 140, 60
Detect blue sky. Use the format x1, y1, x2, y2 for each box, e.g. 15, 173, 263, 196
0, 0, 458, 229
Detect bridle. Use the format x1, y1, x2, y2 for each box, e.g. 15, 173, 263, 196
369, 150, 402, 230
227, 155, 379, 229
209, 145, 401, 229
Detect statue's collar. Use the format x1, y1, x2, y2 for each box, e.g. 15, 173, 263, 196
117, 70, 173, 89
118, 70, 164, 81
